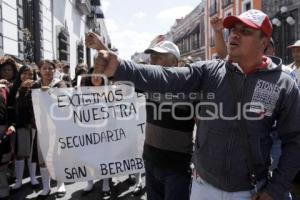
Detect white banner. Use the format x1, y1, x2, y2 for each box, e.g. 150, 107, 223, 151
32, 85, 146, 182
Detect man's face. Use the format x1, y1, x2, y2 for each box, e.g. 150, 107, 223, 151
150, 52, 176, 67
227, 23, 266, 61
291, 47, 300, 64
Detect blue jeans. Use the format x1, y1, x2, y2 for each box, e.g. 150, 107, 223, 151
145, 160, 191, 200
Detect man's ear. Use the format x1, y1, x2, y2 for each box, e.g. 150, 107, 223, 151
261, 37, 270, 50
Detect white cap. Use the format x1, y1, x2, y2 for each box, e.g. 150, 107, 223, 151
144, 41, 180, 60
287, 40, 300, 48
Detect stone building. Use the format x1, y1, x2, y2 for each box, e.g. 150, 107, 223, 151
0, 0, 111, 77
170, 2, 206, 61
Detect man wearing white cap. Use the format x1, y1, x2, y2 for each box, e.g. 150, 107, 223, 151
86, 9, 300, 200
140, 41, 194, 200
145, 41, 180, 66
287, 40, 300, 195
287, 40, 300, 85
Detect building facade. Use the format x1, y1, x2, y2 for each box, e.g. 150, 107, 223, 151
170, 2, 206, 62
0, 0, 111, 77
205, 0, 262, 59
262, 0, 300, 64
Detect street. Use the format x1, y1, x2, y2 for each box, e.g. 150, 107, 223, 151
9, 175, 146, 200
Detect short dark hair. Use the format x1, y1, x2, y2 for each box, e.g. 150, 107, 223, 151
0, 56, 18, 80
37, 59, 56, 69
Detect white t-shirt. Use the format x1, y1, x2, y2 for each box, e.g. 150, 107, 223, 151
294, 67, 300, 81
290, 63, 300, 85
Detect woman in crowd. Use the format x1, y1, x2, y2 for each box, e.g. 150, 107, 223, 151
32, 60, 67, 199
81, 67, 111, 199
0, 66, 16, 199
10, 65, 39, 191
1, 56, 19, 133
0, 56, 18, 86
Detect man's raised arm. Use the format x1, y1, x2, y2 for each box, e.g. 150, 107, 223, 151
85, 32, 205, 94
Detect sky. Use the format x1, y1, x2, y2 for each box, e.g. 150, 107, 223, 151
101, 0, 200, 60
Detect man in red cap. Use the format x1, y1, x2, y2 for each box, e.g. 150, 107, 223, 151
222, 9, 273, 74
86, 9, 300, 200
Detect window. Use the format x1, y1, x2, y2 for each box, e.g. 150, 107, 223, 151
242, 0, 252, 12
86, 47, 91, 68
58, 27, 70, 63
77, 41, 84, 64
192, 32, 199, 50
245, 3, 251, 10
177, 41, 183, 53
185, 38, 189, 52
210, 0, 218, 16
199, 15, 205, 47
210, 30, 215, 47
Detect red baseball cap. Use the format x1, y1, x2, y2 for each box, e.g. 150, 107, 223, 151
223, 9, 273, 37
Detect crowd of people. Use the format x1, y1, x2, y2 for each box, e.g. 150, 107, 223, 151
0, 8, 300, 200
0, 56, 146, 199
85, 9, 300, 200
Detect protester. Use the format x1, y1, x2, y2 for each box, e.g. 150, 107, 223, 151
10, 65, 39, 191
0, 56, 18, 87
286, 40, 300, 197
86, 33, 195, 200
0, 77, 15, 199
72, 63, 88, 87
52, 59, 63, 81
60, 62, 72, 87
213, 15, 293, 199
86, 9, 300, 200
32, 60, 67, 199
142, 41, 194, 200
287, 40, 300, 85
211, 17, 296, 197
80, 67, 111, 199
